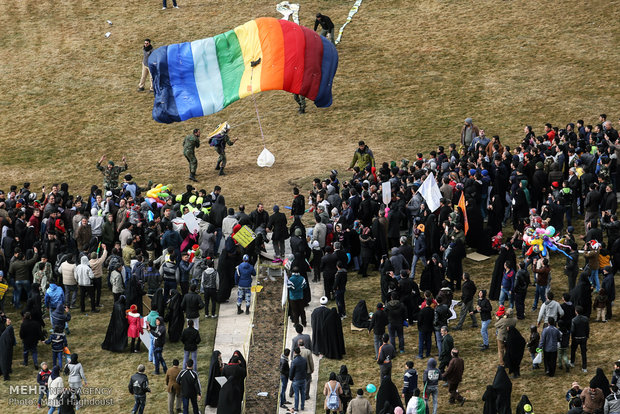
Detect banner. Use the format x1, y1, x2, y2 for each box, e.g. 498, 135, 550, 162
182, 212, 200, 235
458, 192, 469, 235
276, 1, 300, 24
418, 172, 442, 212
233, 225, 257, 248
335, 0, 364, 45
382, 181, 391, 206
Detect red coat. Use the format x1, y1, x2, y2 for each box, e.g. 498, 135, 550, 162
127, 313, 143, 338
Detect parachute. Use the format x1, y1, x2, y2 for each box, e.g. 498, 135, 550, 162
148, 17, 339, 123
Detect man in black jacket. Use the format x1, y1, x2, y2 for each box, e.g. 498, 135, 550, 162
570, 305, 590, 373
386, 292, 406, 353
368, 303, 388, 358
320, 246, 338, 300
180, 285, 204, 330
147, 316, 167, 375
176, 359, 201, 414
181, 320, 201, 371
333, 262, 348, 318
279, 349, 291, 408
289, 347, 307, 411
291, 187, 305, 219
377, 333, 396, 379
455, 273, 477, 330
314, 13, 335, 44
19, 312, 42, 369
512, 263, 530, 320
417, 299, 435, 358
128, 364, 150, 414
433, 300, 450, 355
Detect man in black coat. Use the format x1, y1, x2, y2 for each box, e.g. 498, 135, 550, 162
181, 320, 201, 371
311, 297, 330, 355
385, 292, 406, 353
266, 205, 288, 260
248, 203, 269, 232
320, 247, 338, 301
180, 285, 205, 329
417, 300, 434, 358
291, 187, 305, 219
176, 359, 201, 414
455, 272, 477, 330
368, 303, 388, 358
570, 305, 590, 372
19, 312, 42, 369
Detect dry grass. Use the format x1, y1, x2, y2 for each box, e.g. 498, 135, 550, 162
316, 237, 620, 414
1, 0, 619, 412
0, 294, 217, 413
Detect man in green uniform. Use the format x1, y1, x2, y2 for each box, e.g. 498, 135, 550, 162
293, 94, 306, 114
209, 125, 237, 176
96, 155, 128, 192
183, 129, 201, 182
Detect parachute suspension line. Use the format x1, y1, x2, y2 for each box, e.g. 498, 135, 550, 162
249, 59, 267, 149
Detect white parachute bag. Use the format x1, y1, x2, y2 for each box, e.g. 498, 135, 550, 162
257, 147, 275, 167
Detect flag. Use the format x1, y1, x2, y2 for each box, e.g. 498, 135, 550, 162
418, 172, 442, 212
381, 181, 391, 206
458, 192, 469, 235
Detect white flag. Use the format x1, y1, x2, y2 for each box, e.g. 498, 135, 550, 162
419, 172, 442, 212
382, 181, 391, 206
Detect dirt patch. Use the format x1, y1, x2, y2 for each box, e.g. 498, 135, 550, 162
244, 265, 285, 413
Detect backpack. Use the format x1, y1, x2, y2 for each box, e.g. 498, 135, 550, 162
326, 382, 340, 410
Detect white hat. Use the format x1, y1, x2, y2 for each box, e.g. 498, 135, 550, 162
311, 240, 320, 249
320, 296, 328, 305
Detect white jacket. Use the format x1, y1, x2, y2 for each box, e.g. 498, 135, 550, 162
74, 256, 94, 287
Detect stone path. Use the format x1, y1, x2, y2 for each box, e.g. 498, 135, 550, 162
205, 230, 324, 414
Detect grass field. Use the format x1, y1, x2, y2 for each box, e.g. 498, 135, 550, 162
0, 294, 217, 413
1, 0, 619, 413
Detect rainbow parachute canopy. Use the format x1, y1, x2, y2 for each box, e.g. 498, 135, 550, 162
148, 17, 339, 123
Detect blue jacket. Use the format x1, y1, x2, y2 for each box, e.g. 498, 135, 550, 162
414, 233, 426, 256
287, 273, 306, 301
45, 284, 64, 310
178, 260, 194, 283
501, 269, 515, 291
289, 354, 307, 381
161, 230, 183, 251
45, 332, 68, 352
235, 262, 256, 288
539, 325, 562, 352
51, 303, 71, 329
402, 368, 418, 395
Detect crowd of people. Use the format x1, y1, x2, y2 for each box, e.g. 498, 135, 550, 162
275, 115, 620, 414
0, 115, 620, 413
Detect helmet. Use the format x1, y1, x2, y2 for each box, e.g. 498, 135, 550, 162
243, 254, 249, 262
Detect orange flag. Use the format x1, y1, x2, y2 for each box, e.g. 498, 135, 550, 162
458, 192, 469, 235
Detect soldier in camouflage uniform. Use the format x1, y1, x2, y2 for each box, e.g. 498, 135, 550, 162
209, 125, 237, 176
293, 94, 306, 114
96, 155, 128, 191
183, 129, 201, 182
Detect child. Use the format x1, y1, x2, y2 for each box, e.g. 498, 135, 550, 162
36, 361, 51, 409
406, 388, 426, 414
527, 325, 540, 369
594, 288, 609, 322
45, 326, 68, 369
145, 309, 159, 362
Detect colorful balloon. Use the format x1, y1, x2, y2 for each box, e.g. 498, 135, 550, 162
149, 17, 339, 123
366, 383, 376, 393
